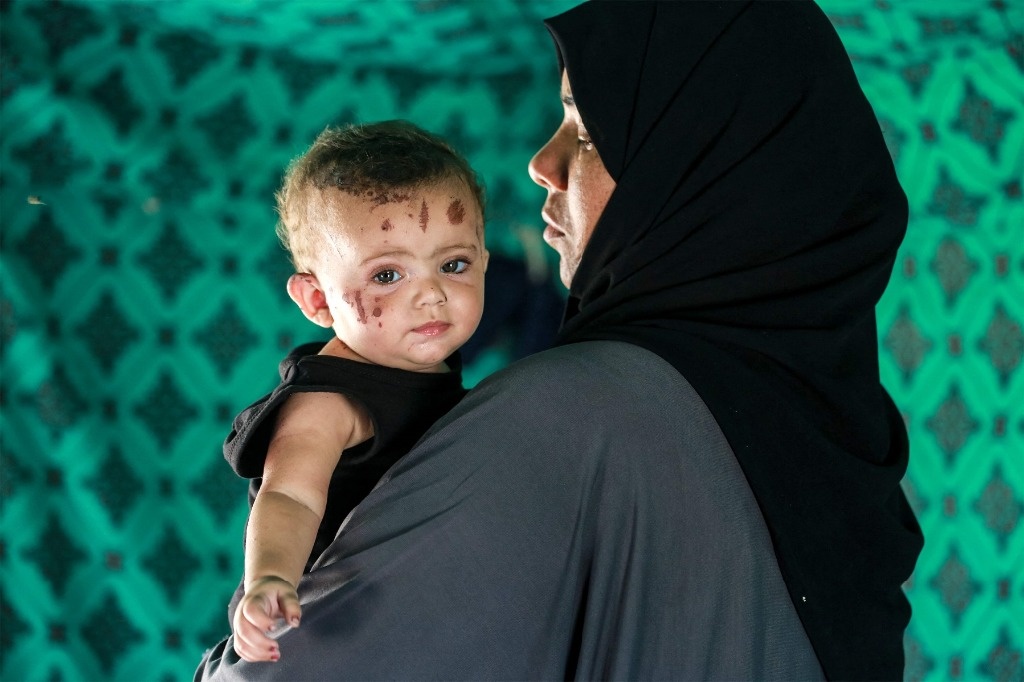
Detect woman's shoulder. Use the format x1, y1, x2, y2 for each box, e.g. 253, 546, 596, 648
476, 341, 709, 417
476, 340, 679, 397
451, 340, 725, 457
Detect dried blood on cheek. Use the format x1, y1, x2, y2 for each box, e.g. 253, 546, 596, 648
343, 289, 368, 324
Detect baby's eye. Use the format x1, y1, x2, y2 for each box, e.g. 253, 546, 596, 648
440, 259, 469, 274
372, 269, 402, 285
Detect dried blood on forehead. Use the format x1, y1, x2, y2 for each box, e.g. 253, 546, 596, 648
342, 187, 412, 210
419, 200, 429, 232
447, 199, 465, 225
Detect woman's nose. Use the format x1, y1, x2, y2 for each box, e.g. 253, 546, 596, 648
528, 133, 568, 192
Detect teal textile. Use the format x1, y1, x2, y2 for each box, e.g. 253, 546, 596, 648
1, 1, 1021, 680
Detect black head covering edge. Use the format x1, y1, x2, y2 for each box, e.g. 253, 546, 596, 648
544, 2, 923, 679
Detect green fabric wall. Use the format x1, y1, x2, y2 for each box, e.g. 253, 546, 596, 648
1, 1, 1020, 680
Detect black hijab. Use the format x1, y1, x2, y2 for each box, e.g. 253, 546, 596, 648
545, 2, 923, 680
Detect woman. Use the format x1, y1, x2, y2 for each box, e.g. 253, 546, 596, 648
198, 2, 921, 679
537, 2, 923, 679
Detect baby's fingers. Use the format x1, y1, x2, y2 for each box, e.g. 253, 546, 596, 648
233, 616, 280, 662
234, 615, 279, 662
233, 597, 280, 662
241, 592, 279, 632
279, 592, 302, 630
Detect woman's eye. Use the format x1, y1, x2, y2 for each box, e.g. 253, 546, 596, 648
372, 269, 402, 285
578, 136, 594, 151
440, 259, 469, 274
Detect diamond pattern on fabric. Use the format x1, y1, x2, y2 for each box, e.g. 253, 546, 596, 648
925, 383, 981, 464
915, 15, 982, 40
928, 546, 981, 627
0, 586, 32, 658
86, 447, 145, 527
79, 592, 145, 675
133, 370, 200, 450
972, 465, 1022, 552
0, 444, 33, 499
0, 1, 1020, 679
22, 513, 89, 598
10, 121, 92, 187
0, 297, 14, 348
23, 1, 104, 60
899, 62, 934, 97
140, 525, 202, 604
269, 51, 337, 102
194, 93, 259, 159
32, 365, 88, 432
883, 304, 933, 382
977, 626, 1023, 682
190, 453, 248, 525
977, 303, 1023, 387
153, 31, 223, 88
88, 67, 144, 137
141, 147, 210, 204
952, 79, 1015, 161
73, 290, 143, 373
192, 299, 259, 378
905, 634, 937, 682
136, 221, 205, 301
13, 211, 84, 293
926, 167, 986, 227
930, 237, 979, 307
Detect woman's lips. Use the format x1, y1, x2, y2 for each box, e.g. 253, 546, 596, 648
413, 322, 452, 336
543, 224, 564, 244
542, 210, 564, 244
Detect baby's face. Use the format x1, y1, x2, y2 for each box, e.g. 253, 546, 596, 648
313, 182, 487, 372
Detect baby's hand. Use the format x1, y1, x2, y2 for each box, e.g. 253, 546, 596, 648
232, 576, 301, 663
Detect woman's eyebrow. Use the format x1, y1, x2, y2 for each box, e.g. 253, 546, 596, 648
561, 94, 575, 107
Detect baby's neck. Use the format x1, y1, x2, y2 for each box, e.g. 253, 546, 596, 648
319, 337, 452, 374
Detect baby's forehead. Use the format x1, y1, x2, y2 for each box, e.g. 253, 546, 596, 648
320, 179, 479, 210
316, 183, 483, 238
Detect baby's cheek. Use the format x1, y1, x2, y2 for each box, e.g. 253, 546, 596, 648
340, 290, 370, 325
371, 295, 386, 329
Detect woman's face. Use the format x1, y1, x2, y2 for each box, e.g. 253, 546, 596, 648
528, 71, 616, 289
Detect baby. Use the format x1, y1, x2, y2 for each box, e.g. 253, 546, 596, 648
228, 120, 488, 662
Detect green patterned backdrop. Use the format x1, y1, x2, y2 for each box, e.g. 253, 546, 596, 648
1, 1, 1021, 680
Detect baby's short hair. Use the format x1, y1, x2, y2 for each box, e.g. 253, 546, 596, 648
276, 120, 485, 271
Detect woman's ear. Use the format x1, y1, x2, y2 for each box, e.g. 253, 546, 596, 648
287, 274, 334, 327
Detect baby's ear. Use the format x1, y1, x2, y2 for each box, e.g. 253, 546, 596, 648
286, 274, 333, 327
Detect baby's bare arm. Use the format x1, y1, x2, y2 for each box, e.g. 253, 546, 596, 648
233, 390, 373, 662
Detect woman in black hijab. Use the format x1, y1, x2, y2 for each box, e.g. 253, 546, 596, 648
542, 1, 923, 679
197, 3, 921, 680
